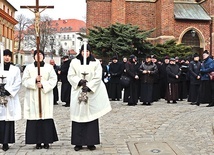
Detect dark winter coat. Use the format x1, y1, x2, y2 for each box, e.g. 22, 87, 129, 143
139, 62, 158, 83
166, 64, 180, 83
109, 62, 123, 83
188, 60, 201, 84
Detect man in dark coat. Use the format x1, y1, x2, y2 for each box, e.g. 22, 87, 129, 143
160, 56, 170, 98
197, 50, 214, 107
139, 55, 158, 105
58, 56, 72, 107
109, 56, 123, 101
165, 58, 180, 103
123, 55, 139, 105
178, 59, 189, 101
188, 53, 201, 105
151, 55, 161, 102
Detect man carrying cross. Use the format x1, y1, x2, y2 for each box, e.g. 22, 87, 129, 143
21, 0, 58, 149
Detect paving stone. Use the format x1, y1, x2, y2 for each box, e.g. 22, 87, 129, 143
1, 84, 213, 154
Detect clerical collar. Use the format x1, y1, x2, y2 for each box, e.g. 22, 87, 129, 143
4, 62, 11, 71
34, 61, 45, 67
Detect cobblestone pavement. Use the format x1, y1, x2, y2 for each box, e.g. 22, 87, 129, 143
0, 84, 214, 155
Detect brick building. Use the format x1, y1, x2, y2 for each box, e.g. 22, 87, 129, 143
86, 0, 214, 56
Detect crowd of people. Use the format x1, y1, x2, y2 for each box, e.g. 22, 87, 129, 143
0, 46, 111, 152
1, 47, 214, 152
102, 50, 214, 107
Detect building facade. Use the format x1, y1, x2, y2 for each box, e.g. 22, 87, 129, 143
14, 18, 86, 66
22, 18, 86, 57
86, 0, 214, 56
0, 0, 18, 56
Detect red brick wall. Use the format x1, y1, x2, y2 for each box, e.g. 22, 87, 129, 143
126, 2, 156, 37
86, 0, 112, 30
111, 0, 126, 24
86, 0, 214, 53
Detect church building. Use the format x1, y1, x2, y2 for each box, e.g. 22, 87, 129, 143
86, 0, 214, 56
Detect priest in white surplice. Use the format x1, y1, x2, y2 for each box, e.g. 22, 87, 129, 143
22, 50, 58, 149
0, 49, 21, 151
67, 44, 112, 151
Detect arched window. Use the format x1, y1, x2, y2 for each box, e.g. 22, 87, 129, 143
181, 30, 200, 47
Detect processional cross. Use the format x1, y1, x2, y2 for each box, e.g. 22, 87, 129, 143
21, 0, 54, 118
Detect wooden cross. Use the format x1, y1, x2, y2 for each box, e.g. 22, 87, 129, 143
20, 0, 54, 37
21, 0, 54, 118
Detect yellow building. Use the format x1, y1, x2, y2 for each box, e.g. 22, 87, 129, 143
0, 0, 18, 60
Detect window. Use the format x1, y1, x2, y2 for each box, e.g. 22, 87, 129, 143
72, 41, 75, 46
67, 35, 69, 39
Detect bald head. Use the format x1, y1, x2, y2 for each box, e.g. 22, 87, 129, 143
49, 59, 55, 66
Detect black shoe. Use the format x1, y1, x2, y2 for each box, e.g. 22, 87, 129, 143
43, 144, 49, 149
173, 100, 177, 103
195, 102, 200, 106
74, 145, 82, 151
206, 104, 214, 107
142, 102, 147, 105
87, 145, 96, 150
62, 104, 70, 107
147, 102, 151, 106
36, 144, 42, 149
167, 101, 170, 103
2, 144, 9, 151
127, 104, 135, 106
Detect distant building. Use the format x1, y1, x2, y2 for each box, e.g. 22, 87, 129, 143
14, 18, 86, 65
86, 0, 214, 56
0, 0, 18, 59
20, 18, 86, 57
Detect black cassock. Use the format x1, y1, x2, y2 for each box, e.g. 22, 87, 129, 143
25, 119, 58, 144
71, 119, 100, 146
0, 121, 15, 144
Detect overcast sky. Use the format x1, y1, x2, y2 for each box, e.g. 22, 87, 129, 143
7, 0, 86, 21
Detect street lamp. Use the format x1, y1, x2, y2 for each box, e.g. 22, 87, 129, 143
50, 37, 54, 59
191, 29, 196, 37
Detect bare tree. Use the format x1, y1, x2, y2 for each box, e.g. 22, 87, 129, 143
26, 15, 59, 53
15, 14, 31, 51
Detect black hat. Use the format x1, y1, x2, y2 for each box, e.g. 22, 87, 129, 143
112, 56, 118, 60
3, 49, 12, 57
80, 44, 92, 52
170, 58, 176, 61
164, 56, 170, 59
33, 50, 45, 58
146, 55, 151, 59
203, 50, 209, 54
129, 54, 136, 59
193, 53, 199, 58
